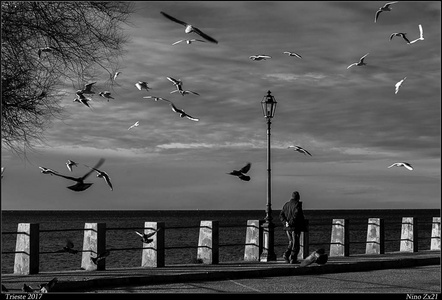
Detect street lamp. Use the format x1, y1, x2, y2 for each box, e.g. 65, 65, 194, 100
260, 90, 277, 262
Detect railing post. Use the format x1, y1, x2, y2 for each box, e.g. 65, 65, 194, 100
197, 220, 219, 264
299, 219, 309, 259
244, 220, 263, 261
14, 223, 39, 275
330, 219, 349, 257
81, 223, 106, 271
400, 217, 418, 252
366, 218, 385, 254
430, 217, 440, 251
141, 222, 165, 268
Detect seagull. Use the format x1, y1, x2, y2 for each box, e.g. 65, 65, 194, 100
169, 102, 199, 121
143, 96, 171, 103
134, 228, 161, 244
409, 24, 424, 44
39, 278, 58, 293
374, 1, 398, 23
172, 39, 206, 45
347, 53, 369, 69
80, 82, 96, 95
228, 162, 251, 181
167, 77, 183, 92
99, 91, 114, 101
84, 165, 113, 191
388, 162, 413, 170
389, 32, 410, 44
113, 71, 121, 81
249, 55, 271, 61
288, 145, 312, 156
135, 81, 151, 91
44, 158, 105, 191
395, 77, 406, 94
283, 51, 302, 59
128, 121, 139, 130
299, 248, 328, 267
39, 166, 59, 175
22, 284, 34, 293
66, 160, 78, 172
63, 239, 79, 254
160, 11, 218, 44
91, 250, 110, 265
171, 89, 200, 96
38, 47, 54, 58
73, 97, 92, 108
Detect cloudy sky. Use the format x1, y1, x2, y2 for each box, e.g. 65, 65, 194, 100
1, 1, 441, 211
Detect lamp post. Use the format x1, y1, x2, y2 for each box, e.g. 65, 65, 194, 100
260, 90, 277, 262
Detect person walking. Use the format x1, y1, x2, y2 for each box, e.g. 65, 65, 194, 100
279, 191, 306, 264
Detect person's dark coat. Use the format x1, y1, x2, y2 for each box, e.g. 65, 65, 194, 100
279, 192, 306, 233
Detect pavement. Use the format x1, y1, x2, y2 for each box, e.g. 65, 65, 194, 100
1, 250, 440, 293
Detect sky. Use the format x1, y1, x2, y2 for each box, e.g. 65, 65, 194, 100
1, 1, 441, 211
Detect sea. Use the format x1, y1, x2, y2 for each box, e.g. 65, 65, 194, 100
1, 209, 440, 274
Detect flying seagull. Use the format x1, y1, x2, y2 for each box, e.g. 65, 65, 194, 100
347, 53, 369, 69
409, 24, 424, 44
288, 145, 312, 156
395, 77, 407, 94
84, 164, 113, 191
135, 81, 151, 91
172, 39, 206, 45
45, 158, 105, 191
388, 162, 413, 170
171, 89, 200, 96
39, 166, 59, 175
80, 82, 96, 95
73, 97, 92, 108
135, 228, 161, 244
91, 250, 110, 265
299, 248, 328, 267
39, 278, 58, 293
66, 160, 78, 172
169, 102, 199, 121
228, 162, 251, 181
389, 32, 410, 44
99, 91, 114, 101
128, 121, 139, 130
160, 11, 218, 44
283, 51, 302, 59
249, 55, 271, 61
374, 1, 398, 23
62, 239, 79, 254
143, 96, 171, 103
113, 71, 121, 81
167, 76, 182, 88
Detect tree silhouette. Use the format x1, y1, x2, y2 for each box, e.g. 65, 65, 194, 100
1, 1, 134, 156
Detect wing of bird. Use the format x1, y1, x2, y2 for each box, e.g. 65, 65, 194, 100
172, 40, 184, 45
135, 230, 144, 238
239, 162, 251, 174
144, 229, 160, 239
388, 163, 398, 168
102, 174, 113, 190
403, 163, 413, 170
170, 102, 181, 114
238, 174, 251, 181
418, 24, 424, 39
79, 158, 105, 181
374, 10, 382, 23
402, 34, 411, 43
191, 26, 218, 44
167, 77, 181, 86
160, 11, 188, 27
347, 63, 357, 69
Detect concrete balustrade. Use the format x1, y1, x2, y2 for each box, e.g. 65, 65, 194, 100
9, 216, 440, 274
197, 220, 219, 264
299, 220, 309, 260
431, 217, 441, 250
400, 217, 418, 252
366, 218, 385, 254
81, 223, 106, 271
330, 219, 349, 257
141, 222, 165, 268
13, 223, 39, 275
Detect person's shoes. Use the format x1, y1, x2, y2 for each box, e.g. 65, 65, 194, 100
283, 254, 290, 263
290, 259, 300, 264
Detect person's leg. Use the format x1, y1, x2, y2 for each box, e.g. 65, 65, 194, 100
283, 231, 293, 262
290, 232, 301, 263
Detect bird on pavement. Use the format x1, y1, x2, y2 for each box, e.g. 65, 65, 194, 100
135, 228, 161, 244
288, 145, 312, 156
299, 248, 328, 267
388, 162, 413, 170
395, 77, 406, 94
390, 32, 410, 44
44, 158, 105, 191
374, 1, 398, 23
84, 165, 113, 191
169, 102, 199, 121
39, 278, 58, 293
249, 55, 271, 61
283, 51, 302, 58
228, 162, 251, 181
347, 53, 369, 69
160, 11, 218, 44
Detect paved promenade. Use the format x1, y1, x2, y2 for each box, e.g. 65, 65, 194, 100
1, 250, 440, 293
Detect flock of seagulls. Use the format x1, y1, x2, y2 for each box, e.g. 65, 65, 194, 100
39, 158, 113, 191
